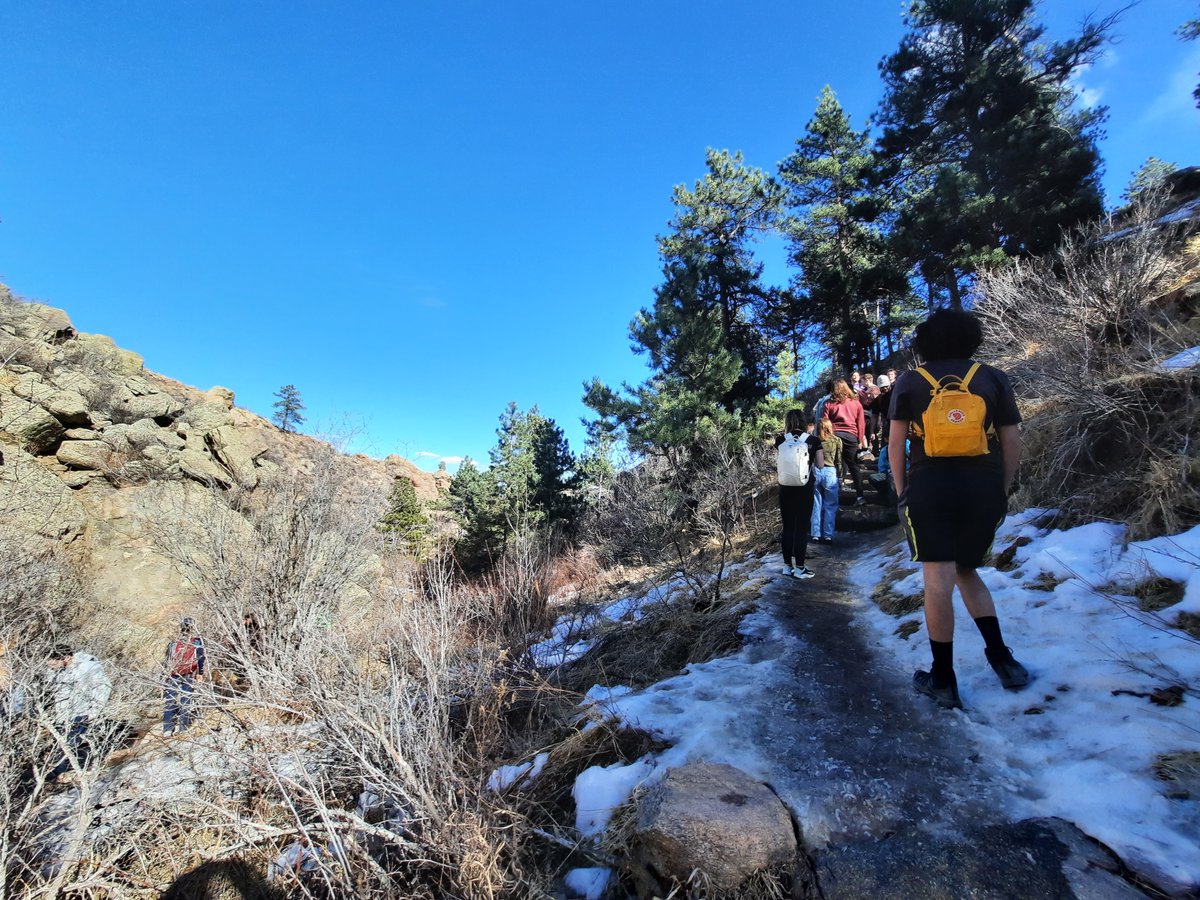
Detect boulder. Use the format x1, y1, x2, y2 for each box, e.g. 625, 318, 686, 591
7, 302, 75, 343
178, 449, 233, 487
0, 389, 65, 454
60, 470, 95, 489
56, 440, 111, 471
63, 427, 99, 440
71, 332, 142, 375
49, 371, 99, 399
12, 374, 91, 427
115, 392, 184, 423
629, 763, 797, 895
206, 425, 268, 488
206, 386, 235, 409
0, 444, 87, 541
123, 418, 185, 452
181, 402, 234, 435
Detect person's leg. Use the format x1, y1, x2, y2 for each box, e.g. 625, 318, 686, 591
842, 436, 865, 498
164, 678, 179, 735
810, 479, 823, 540
922, 562, 957, 643
956, 566, 997, 620
178, 677, 195, 732
779, 488, 797, 568
795, 486, 815, 569
823, 469, 840, 538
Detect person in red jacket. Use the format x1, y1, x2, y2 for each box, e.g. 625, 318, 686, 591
822, 379, 868, 506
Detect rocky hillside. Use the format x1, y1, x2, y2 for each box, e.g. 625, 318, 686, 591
0, 287, 447, 648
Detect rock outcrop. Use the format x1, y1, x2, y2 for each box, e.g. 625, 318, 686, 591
0, 290, 443, 642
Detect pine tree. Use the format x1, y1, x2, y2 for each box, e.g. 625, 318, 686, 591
378, 477, 428, 554
585, 149, 784, 451
876, 0, 1111, 306
448, 457, 503, 569
1179, 16, 1200, 109
272, 384, 306, 433
1122, 157, 1178, 205
780, 86, 912, 370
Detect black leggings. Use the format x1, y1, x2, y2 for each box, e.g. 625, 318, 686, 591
780, 484, 815, 567
837, 432, 864, 498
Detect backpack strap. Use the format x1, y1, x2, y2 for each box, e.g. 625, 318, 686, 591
916, 367, 940, 392
960, 361, 982, 390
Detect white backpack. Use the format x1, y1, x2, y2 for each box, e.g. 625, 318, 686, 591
777, 433, 811, 487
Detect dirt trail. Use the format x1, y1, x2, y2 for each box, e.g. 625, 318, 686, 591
743, 528, 1004, 847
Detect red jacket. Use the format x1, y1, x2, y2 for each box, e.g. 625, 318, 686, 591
823, 398, 865, 443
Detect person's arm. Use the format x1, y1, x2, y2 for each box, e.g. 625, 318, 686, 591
998, 425, 1021, 494
195, 638, 206, 678
857, 403, 867, 448
813, 446, 825, 471
888, 419, 910, 500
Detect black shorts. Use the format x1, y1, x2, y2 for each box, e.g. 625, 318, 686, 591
900, 465, 1007, 568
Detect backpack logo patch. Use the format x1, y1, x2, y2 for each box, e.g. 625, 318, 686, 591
947, 408, 967, 425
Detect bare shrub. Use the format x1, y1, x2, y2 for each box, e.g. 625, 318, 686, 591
976, 190, 1200, 537
584, 430, 774, 608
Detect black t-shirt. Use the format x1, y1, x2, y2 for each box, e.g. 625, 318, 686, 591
888, 359, 1021, 473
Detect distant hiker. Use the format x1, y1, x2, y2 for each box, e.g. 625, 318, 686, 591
163, 617, 206, 736
862, 373, 881, 452
871, 373, 894, 453
812, 379, 835, 425
47, 644, 112, 779
888, 309, 1028, 710
850, 370, 864, 398
776, 410, 824, 579
809, 417, 841, 545
822, 379, 868, 506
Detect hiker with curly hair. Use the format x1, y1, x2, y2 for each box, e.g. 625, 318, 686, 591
888, 309, 1027, 710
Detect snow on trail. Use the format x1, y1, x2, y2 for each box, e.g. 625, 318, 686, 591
853, 512, 1200, 892
544, 511, 1200, 895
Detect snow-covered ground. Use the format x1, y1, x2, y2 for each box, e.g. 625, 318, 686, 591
853, 510, 1200, 892
517, 512, 1200, 896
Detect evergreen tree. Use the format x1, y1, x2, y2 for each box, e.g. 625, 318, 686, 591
272, 384, 306, 433
876, 0, 1111, 306
780, 86, 912, 370
448, 457, 504, 568
1122, 157, 1177, 205
1179, 15, 1200, 109
378, 477, 428, 554
490, 402, 578, 529
585, 149, 784, 451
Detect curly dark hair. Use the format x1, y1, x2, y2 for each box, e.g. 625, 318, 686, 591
912, 308, 984, 362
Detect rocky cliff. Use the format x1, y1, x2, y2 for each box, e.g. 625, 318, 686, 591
0, 287, 447, 647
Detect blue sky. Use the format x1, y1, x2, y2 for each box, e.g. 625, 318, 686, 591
1, 1, 1197, 471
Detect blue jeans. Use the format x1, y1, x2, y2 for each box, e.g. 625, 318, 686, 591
50, 716, 90, 778
164, 675, 196, 734
810, 467, 840, 539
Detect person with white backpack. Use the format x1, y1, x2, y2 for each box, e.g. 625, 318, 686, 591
776, 409, 825, 579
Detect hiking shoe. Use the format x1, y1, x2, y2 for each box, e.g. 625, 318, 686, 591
854, 496, 866, 506
819, 537, 833, 544
913, 670, 964, 709
986, 647, 1029, 690
793, 566, 816, 579
781, 565, 794, 577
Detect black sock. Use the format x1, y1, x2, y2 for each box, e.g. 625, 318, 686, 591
974, 616, 1006, 655
929, 639, 955, 685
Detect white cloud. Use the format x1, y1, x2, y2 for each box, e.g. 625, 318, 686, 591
413, 451, 466, 469
1069, 62, 1104, 109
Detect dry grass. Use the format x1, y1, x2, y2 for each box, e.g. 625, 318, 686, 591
1130, 577, 1186, 612
976, 189, 1200, 540
559, 584, 757, 693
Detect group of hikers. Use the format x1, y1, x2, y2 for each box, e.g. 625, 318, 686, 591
776, 308, 1029, 709
0, 617, 208, 785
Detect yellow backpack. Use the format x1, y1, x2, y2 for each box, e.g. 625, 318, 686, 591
913, 363, 990, 457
